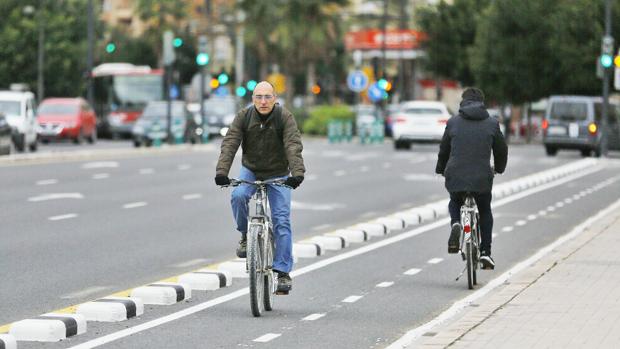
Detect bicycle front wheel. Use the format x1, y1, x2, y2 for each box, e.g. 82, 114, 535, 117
248, 224, 265, 317
263, 229, 275, 311
466, 242, 474, 290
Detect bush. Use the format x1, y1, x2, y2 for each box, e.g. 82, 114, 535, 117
302, 105, 354, 135
290, 107, 310, 133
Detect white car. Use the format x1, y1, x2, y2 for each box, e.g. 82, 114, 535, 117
392, 101, 451, 150
0, 90, 38, 152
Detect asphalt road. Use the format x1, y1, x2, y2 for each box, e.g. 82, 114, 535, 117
2, 138, 619, 348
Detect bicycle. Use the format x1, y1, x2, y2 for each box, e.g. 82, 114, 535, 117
225, 178, 288, 317
455, 192, 481, 290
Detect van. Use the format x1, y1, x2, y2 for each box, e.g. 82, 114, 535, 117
542, 95, 620, 157
0, 91, 38, 152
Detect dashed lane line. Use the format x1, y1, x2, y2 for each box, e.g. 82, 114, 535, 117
376, 282, 395, 288
49, 213, 78, 221
123, 202, 147, 209
253, 333, 281, 343
139, 168, 155, 175
502, 226, 514, 232
302, 313, 326, 321
182, 194, 202, 200
36, 179, 58, 185
404, 268, 422, 276
92, 173, 110, 180
342, 295, 363, 303
427, 258, 443, 264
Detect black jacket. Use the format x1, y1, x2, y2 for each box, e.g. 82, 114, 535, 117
435, 99, 508, 193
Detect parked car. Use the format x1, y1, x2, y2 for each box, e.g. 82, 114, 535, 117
37, 98, 97, 144
391, 101, 451, 150
384, 103, 400, 138
0, 113, 12, 155
543, 95, 620, 157
0, 90, 38, 152
200, 96, 238, 137
132, 101, 202, 147
487, 108, 506, 136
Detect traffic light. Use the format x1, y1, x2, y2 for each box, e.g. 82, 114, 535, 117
218, 73, 229, 85
196, 53, 209, 66
601, 54, 613, 68
236, 86, 247, 97
311, 84, 321, 95
377, 78, 388, 90
246, 80, 257, 91
173, 37, 183, 48
614, 55, 620, 67
105, 42, 116, 54
210, 78, 220, 89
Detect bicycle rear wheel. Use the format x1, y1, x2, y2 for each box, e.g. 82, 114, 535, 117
263, 228, 275, 311
248, 225, 265, 317
466, 242, 474, 290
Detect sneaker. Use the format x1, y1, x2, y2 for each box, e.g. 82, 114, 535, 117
480, 251, 495, 270
276, 271, 292, 293
236, 236, 247, 258
448, 223, 461, 254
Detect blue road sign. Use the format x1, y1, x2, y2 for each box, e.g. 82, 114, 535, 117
347, 70, 369, 92
368, 83, 383, 103
169, 85, 179, 99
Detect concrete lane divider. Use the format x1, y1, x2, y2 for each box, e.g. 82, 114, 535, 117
0, 334, 17, 349
130, 283, 191, 305
194, 269, 233, 287
409, 207, 435, 223
353, 223, 389, 237
178, 270, 232, 291
325, 229, 368, 244
217, 259, 248, 278
293, 242, 323, 258
391, 212, 421, 227
374, 217, 405, 231
310, 235, 348, 250
9, 313, 86, 342
76, 297, 144, 322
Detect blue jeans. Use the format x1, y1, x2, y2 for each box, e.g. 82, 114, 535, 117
231, 167, 293, 273
448, 192, 493, 254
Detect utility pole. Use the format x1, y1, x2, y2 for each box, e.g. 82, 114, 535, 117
398, 0, 407, 102
602, 0, 612, 157
86, 0, 94, 107
381, 0, 388, 80
37, 0, 45, 103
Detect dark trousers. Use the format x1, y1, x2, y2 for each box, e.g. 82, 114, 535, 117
448, 191, 493, 254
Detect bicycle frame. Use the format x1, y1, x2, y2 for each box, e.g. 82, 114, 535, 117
457, 194, 481, 289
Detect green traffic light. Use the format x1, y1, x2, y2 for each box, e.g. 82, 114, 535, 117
218, 73, 229, 85
105, 43, 116, 54
378, 78, 388, 90
173, 37, 183, 48
246, 80, 257, 91
196, 53, 209, 66
236, 86, 247, 97
601, 54, 613, 68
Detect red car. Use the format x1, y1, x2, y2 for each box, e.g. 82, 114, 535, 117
37, 98, 97, 144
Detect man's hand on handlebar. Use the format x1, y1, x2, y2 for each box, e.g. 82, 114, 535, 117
215, 175, 231, 186
284, 176, 304, 189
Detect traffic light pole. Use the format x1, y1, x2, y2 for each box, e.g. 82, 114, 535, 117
602, 0, 612, 157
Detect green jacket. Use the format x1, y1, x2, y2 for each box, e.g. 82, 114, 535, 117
216, 105, 305, 180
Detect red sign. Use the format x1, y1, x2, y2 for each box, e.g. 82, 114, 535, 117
345, 29, 426, 50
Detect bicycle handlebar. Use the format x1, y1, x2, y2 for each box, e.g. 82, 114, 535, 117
221, 178, 290, 189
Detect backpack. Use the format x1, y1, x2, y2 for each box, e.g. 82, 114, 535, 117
243, 104, 284, 142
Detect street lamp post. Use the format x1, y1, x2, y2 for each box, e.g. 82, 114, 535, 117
23, 2, 44, 102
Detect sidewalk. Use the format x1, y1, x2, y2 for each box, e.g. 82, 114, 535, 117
411, 198, 620, 349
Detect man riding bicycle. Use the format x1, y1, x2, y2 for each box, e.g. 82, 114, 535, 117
435, 87, 508, 270
215, 81, 305, 293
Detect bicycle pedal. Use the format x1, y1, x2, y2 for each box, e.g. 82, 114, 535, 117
275, 290, 289, 295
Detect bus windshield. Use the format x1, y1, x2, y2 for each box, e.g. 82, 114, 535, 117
112, 75, 163, 108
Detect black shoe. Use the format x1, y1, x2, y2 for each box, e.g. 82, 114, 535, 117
276, 271, 292, 294
480, 251, 495, 270
236, 236, 247, 258
448, 223, 461, 254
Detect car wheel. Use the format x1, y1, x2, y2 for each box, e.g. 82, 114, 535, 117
87, 129, 97, 144
13, 134, 25, 152
594, 144, 602, 158
545, 145, 557, 156
29, 139, 37, 152
73, 129, 84, 144
133, 139, 141, 147
580, 149, 591, 157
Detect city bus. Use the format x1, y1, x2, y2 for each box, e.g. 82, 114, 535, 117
92, 63, 164, 138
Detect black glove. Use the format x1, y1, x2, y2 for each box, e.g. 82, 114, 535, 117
215, 175, 230, 186
284, 176, 304, 189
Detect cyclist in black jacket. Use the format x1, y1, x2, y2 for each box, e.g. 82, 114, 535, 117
436, 87, 508, 270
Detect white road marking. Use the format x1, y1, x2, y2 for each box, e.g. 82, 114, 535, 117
527, 214, 537, 220
572, 194, 581, 200
555, 202, 565, 208
28, 193, 84, 202
403, 173, 438, 181
383, 162, 392, 169
334, 170, 347, 177
61, 286, 109, 299
139, 168, 155, 175
253, 333, 281, 343
386, 196, 620, 349
291, 201, 346, 211
82, 161, 119, 169
305, 174, 318, 181
376, 282, 394, 288
502, 226, 514, 232
492, 233, 498, 238
515, 220, 527, 226
92, 173, 110, 180
182, 194, 202, 200
123, 202, 147, 209
66, 166, 604, 349
342, 295, 363, 303
564, 198, 573, 204
538, 210, 547, 216
427, 258, 443, 264
172, 259, 210, 268
360, 166, 370, 172
302, 313, 326, 321
312, 224, 333, 231
404, 268, 422, 276
49, 213, 78, 221
547, 206, 556, 211
36, 179, 58, 185
177, 164, 192, 171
